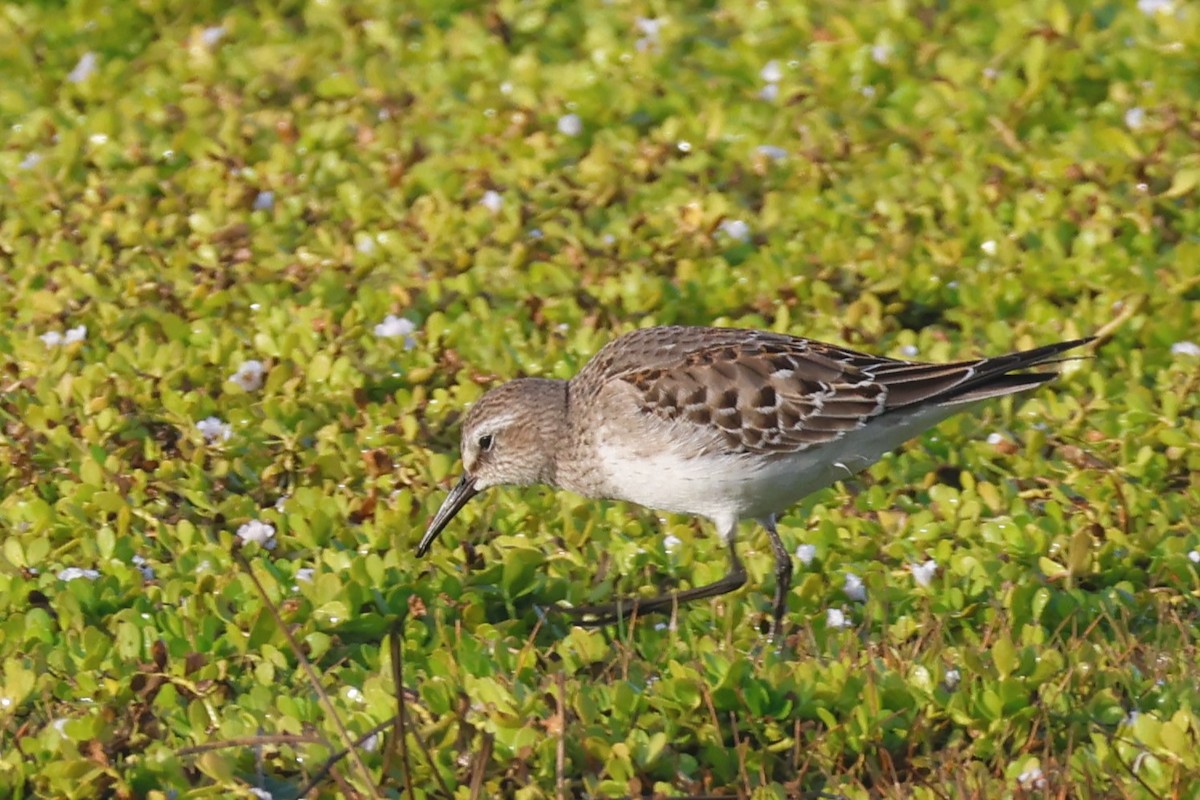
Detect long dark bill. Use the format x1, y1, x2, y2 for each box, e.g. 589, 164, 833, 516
417, 474, 479, 556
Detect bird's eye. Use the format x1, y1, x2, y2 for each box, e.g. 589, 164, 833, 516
478, 433, 495, 452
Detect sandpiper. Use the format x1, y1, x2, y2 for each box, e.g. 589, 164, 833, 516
420, 326, 1092, 634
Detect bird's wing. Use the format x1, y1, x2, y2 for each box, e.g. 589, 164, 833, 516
598, 328, 1090, 457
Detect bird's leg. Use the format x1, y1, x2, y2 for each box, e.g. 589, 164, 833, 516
561, 541, 746, 628
761, 516, 793, 641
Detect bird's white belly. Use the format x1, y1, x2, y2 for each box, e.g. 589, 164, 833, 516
594, 404, 957, 525
596, 442, 842, 522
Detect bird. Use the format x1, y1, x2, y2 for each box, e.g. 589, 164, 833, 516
419, 325, 1093, 635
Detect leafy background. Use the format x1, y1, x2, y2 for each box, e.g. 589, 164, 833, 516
1, 0, 1199, 797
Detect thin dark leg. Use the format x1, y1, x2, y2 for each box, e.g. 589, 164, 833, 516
762, 516, 792, 640
561, 541, 746, 628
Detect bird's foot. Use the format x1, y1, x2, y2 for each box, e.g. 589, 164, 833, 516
558, 594, 680, 628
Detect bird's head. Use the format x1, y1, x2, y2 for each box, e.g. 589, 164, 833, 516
417, 378, 567, 556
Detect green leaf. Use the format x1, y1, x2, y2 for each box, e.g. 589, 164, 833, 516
1038, 557, 1067, 580
1030, 587, 1051, 622
1, 659, 35, 707
1133, 714, 1163, 749
500, 547, 545, 599
3, 537, 25, 569
465, 676, 517, 716
315, 72, 359, 99
993, 636, 1016, 679
1022, 36, 1047, 92
307, 352, 332, 383
1067, 529, 1092, 575
116, 620, 142, 660
246, 608, 278, 649
1164, 167, 1200, 199
1159, 720, 1190, 757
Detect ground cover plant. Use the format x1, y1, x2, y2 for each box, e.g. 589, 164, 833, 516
1, 0, 1199, 797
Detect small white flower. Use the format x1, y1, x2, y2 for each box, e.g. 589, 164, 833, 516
528, 227, 544, 240
557, 113, 582, 137
1125, 107, 1145, 131
295, 568, 315, 583
40, 325, 86, 347
1017, 765, 1046, 790
19, 152, 41, 170
843, 572, 867, 602
362, 733, 381, 752
499, 81, 513, 95
871, 43, 891, 64
51, 718, 69, 736
635, 17, 664, 38
1171, 341, 1200, 358
677, 140, 692, 153
758, 83, 779, 101
910, 559, 938, 588
373, 314, 413, 338
230, 360, 265, 391
944, 668, 962, 689
345, 687, 365, 703
795, 544, 817, 566
200, 25, 226, 47
1188, 550, 1200, 564
58, 567, 100, 582
253, 190, 275, 210
980, 239, 997, 256
480, 190, 504, 213
197, 416, 232, 443
900, 344, 919, 358
719, 219, 751, 242
860, 85, 876, 98
986, 432, 1008, 445
68, 52, 98, 83
374, 315, 417, 350
760, 60, 783, 83
826, 608, 852, 629
236, 520, 277, 550
1138, 0, 1174, 14
663, 534, 683, 553
0, 697, 10, 709
983, 67, 999, 79
635, 17, 663, 51
132, 555, 156, 580
755, 145, 788, 161
356, 236, 377, 255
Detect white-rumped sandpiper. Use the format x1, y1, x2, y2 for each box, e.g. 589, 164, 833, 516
421, 326, 1092, 635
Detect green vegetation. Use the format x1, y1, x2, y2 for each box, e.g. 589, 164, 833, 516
2, 0, 1199, 796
